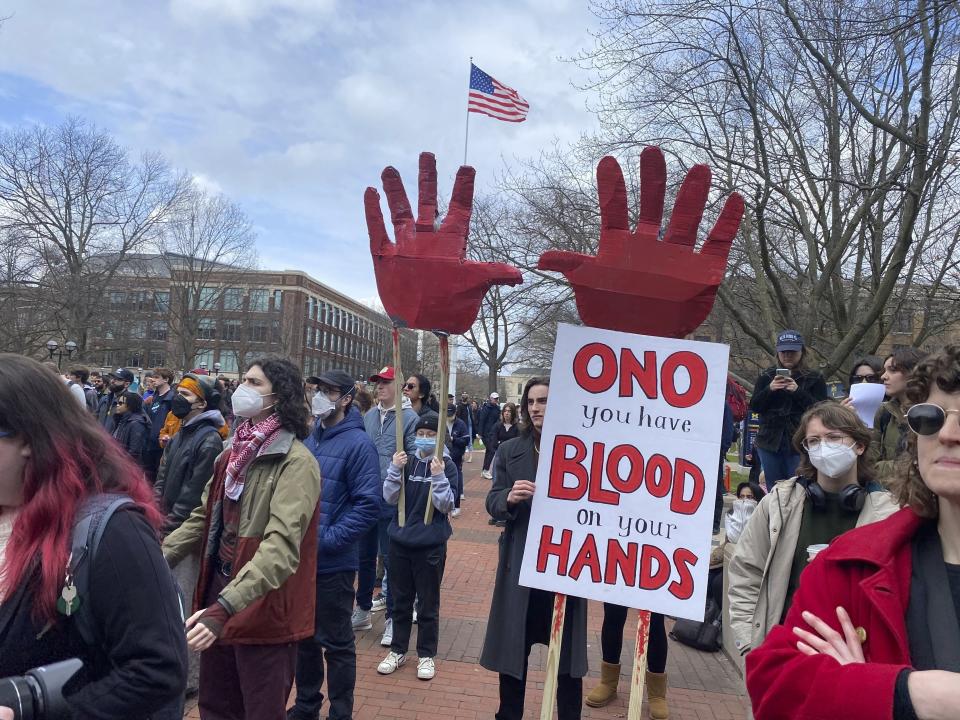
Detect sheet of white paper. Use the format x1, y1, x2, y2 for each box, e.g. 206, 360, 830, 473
849, 382, 887, 428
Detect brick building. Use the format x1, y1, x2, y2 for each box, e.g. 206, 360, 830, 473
88, 255, 417, 380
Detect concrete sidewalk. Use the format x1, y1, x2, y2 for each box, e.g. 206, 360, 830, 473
186, 462, 749, 719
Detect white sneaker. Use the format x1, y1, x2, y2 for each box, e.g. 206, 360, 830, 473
380, 618, 393, 647
451, 508, 461, 518
351, 607, 372, 631
460, 493, 466, 500
371, 594, 387, 612
413, 608, 418, 624
417, 656, 436, 680
482, 470, 492, 479
377, 651, 405, 674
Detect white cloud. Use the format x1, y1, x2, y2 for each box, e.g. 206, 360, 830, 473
0, 0, 602, 298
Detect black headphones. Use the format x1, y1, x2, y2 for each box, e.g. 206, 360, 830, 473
796, 476, 865, 514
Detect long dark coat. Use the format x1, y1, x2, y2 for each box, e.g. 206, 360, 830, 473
479, 432, 588, 680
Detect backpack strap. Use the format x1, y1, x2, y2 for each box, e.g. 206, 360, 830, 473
68, 493, 135, 646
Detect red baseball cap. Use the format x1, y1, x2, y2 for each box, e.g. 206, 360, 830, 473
369, 366, 395, 383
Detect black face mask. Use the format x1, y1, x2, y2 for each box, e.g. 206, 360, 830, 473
171, 394, 196, 419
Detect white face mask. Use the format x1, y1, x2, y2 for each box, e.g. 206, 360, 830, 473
231, 383, 275, 418
808, 442, 859, 478
733, 497, 758, 513
312, 393, 337, 419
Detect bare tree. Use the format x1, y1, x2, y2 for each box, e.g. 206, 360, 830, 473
0, 228, 52, 354
0, 117, 190, 355
575, 0, 960, 376
153, 190, 258, 369
459, 195, 561, 392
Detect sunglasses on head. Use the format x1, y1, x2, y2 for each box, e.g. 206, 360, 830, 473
906, 403, 960, 436
851, 374, 879, 384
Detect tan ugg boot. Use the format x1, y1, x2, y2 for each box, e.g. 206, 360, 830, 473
585, 661, 621, 707
646, 670, 669, 719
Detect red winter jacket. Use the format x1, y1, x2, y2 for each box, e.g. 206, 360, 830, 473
746, 507, 924, 720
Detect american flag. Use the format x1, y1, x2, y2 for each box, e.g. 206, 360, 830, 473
468, 63, 529, 123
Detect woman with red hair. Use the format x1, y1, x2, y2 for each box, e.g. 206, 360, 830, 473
0, 354, 187, 719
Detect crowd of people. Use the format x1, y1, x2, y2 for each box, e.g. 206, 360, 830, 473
3, 331, 960, 720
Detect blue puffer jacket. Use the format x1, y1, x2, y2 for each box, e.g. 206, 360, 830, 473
363, 402, 419, 519
305, 407, 382, 575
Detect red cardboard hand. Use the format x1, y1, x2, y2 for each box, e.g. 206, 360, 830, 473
538, 147, 744, 339
365, 152, 522, 334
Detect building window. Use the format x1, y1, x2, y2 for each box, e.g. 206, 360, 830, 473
894, 306, 914, 334
103, 350, 119, 367
193, 349, 213, 369
125, 351, 143, 368
110, 291, 125, 306
198, 286, 218, 310
150, 321, 167, 342
198, 318, 217, 340
129, 321, 146, 340
219, 350, 238, 373
223, 320, 242, 342
154, 291, 170, 313
251, 322, 270, 343
224, 288, 244, 311
320, 302, 327, 325
103, 319, 117, 340
148, 350, 165, 367
249, 289, 268, 312
272, 290, 282, 311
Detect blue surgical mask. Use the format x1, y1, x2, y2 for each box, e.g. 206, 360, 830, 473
414, 437, 436, 454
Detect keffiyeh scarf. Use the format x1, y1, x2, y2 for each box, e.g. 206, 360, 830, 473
224, 414, 283, 501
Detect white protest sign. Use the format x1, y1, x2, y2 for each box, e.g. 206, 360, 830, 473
518, 323, 729, 621
848, 382, 886, 429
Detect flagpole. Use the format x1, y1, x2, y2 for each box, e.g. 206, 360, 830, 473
464, 56, 472, 166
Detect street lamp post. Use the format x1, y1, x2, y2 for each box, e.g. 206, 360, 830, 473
46, 339, 78, 370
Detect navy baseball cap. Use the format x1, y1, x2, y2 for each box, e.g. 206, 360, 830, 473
317, 370, 355, 394
109, 368, 135, 383
776, 330, 804, 352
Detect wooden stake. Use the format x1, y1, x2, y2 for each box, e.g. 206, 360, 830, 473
540, 593, 567, 720
392, 327, 406, 527
426, 332, 450, 524
627, 610, 652, 720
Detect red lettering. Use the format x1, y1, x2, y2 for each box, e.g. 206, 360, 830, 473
572, 343, 617, 393
549, 435, 588, 500
604, 538, 638, 586
669, 548, 698, 600
660, 351, 708, 408
569, 534, 602, 583
644, 454, 672, 498
639, 544, 671, 590
671, 458, 705, 515
588, 442, 619, 505
618, 349, 658, 399
606, 445, 643, 494
536, 525, 572, 575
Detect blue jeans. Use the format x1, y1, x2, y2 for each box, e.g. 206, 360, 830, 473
356, 518, 393, 619
757, 442, 800, 491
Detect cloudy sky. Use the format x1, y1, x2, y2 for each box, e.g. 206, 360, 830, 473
0, 0, 602, 303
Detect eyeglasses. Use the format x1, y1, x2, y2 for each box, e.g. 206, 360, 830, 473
906, 403, 960, 436
404, 383, 417, 390
801, 433, 852, 451
850, 374, 879, 384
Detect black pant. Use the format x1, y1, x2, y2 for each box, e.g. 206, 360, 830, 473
453, 458, 464, 508
483, 438, 496, 470
293, 571, 357, 720
600, 604, 667, 674
713, 453, 726, 533
497, 589, 582, 720
389, 541, 446, 658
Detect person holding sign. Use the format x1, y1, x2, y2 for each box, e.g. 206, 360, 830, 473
745, 346, 960, 720
480, 377, 589, 720
728, 402, 897, 659
377, 412, 456, 681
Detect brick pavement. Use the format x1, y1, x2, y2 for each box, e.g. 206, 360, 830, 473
186, 461, 748, 719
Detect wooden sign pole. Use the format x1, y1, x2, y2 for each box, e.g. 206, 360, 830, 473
627, 609, 652, 720
540, 593, 567, 720
392, 328, 406, 526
